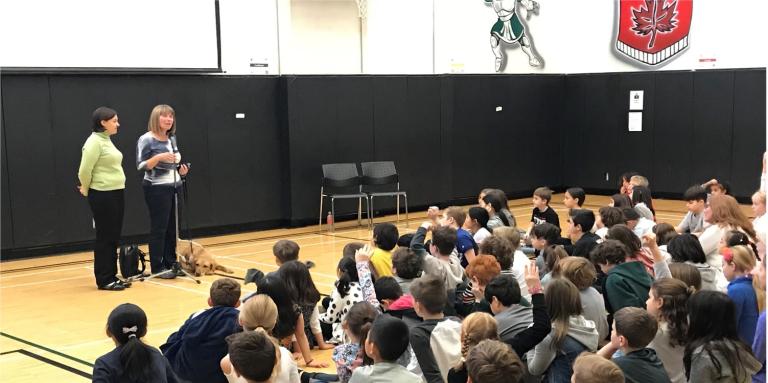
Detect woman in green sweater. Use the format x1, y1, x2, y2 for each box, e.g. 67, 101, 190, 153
78, 107, 127, 291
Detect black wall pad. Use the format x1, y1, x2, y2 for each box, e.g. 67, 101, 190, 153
731, 70, 766, 197
0, 69, 765, 256
450, 75, 564, 197
1, 100, 13, 249
651, 71, 695, 194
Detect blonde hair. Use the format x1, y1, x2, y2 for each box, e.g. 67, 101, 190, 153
240, 295, 278, 332
147, 104, 176, 136
630, 175, 649, 187
708, 195, 756, 239
573, 352, 624, 383
455, 312, 498, 370
552, 256, 597, 290
491, 226, 521, 251
727, 245, 765, 312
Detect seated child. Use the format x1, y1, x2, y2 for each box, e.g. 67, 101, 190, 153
220, 295, 299, 383
456, 255, 502, 316
409, 275, 462, 383
321, 256, 364, 344
589, 240, 652, 315
597, 307, 671, 383
531, 187, 560, 228
465, 340, 525, 383
552, 257, 610, 343
374, 277, 420, 326
161, 278, 242, 383
595, 207, 626, 240
273, 240, 300, 266
564, 187, 586, 209
491, 227, 533, 300
349, 315, 421, 383
572, 353, 624, 383
723, 246, 760, 344
370, 223, 399, 278
464, 206, 492, 245
225, 330, 281, 383
93, 303, 178, 383
391, 248, 422, 294
447, 312, 501, 383
568, 209, 600, 258
676, 185, 708, 234
332, 302, 379, 383
411, 223, 464, 295
278, 261, 333, 350
437, 206, 478, 267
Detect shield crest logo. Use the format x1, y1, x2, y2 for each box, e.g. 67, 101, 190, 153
616, 0, 693, 65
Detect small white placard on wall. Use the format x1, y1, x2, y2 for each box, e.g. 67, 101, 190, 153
629, 90, 644, 110
628, 112, 643, 132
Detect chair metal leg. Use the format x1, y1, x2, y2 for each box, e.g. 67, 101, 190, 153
396, 195, 401, 224
357, 197, 362, 226
404, 194, 409, 227
366, 197, 372, 229
318, 190, 324, 232
330, 198, 335, 232
370, 196, 375, 225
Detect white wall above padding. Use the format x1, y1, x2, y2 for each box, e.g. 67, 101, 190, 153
0, 0, 220, 70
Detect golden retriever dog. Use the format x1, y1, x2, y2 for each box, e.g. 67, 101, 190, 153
177, 239, 234, 277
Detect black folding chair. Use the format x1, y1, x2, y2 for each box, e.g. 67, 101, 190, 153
360, 161, 408, 227
319, 163, 371, 231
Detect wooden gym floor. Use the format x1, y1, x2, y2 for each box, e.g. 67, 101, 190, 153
0, 194, 751, 382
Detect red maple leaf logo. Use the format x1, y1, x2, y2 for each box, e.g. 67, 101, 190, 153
632, 0, 678, 48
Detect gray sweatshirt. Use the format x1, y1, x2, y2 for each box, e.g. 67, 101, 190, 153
526, 316, 599, 376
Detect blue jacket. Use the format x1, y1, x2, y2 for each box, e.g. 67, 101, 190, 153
160, 306, 242, 383
728, 276, 759, 344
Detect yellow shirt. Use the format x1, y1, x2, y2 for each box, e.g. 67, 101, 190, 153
370, 248, 393, 277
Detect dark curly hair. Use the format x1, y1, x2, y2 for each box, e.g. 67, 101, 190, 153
652, 278, 694, 347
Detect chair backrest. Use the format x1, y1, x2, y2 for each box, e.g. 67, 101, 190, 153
321, 163, 361, 188
360, 161, 398, 186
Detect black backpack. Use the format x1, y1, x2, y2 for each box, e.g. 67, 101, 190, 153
119, 244, 147, 279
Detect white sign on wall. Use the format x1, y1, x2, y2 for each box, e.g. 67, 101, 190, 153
629, 90, 644, 110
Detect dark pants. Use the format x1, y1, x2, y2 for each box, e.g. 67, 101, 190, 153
143, 184, 180, 273
87, 189, 124, 287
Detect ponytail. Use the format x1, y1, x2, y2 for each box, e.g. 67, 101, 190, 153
359, 321, 374, 366
336, 257, 359, 297
119, 336, 154, 383
106, 303, 154, 383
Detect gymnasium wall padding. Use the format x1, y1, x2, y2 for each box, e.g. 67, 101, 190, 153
0, 69, 764, 256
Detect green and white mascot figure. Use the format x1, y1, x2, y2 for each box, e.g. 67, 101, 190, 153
487, 0, 542, 71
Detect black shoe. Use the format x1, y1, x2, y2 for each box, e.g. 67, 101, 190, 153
158, 269, 176, 279
117, 279, 132, 288
98, 281, 126, 291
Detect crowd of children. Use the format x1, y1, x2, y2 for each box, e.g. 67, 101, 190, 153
93, 174, 767, 383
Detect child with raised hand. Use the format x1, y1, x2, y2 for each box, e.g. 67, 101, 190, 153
93, 303, 178, 383
321, 256, 364, 344
645, 278, 694, 383
221, 295, 299, 383
332, 302, 379, 383
225, 330, 282, 383
278, 261, 334, 351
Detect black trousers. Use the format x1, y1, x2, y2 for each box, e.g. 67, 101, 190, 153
87, 189, 124, 287
143, 184, 180, 273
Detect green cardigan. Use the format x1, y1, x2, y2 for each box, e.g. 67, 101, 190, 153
78, 132, 125, 196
